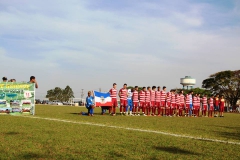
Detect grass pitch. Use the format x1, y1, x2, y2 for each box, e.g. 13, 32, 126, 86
0, 105, 240, 160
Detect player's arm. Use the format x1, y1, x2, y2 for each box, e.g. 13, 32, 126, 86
118, 90, 121, 98
109, 89, 111, 94
35, 82, 38, 88
33, 79, 38, 88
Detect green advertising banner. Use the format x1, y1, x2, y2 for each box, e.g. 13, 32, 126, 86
0, 82, 35, 115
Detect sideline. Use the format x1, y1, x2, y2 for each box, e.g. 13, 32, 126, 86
21, 116, 240, 145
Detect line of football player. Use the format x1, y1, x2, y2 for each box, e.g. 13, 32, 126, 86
109, 83, 225, 117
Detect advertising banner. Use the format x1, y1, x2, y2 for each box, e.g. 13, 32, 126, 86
0, 82, 35, 115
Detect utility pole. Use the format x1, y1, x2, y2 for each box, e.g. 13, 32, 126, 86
81, 89, 84, 100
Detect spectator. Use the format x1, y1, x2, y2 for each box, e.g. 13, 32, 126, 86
29, 76, 38, 88
2, 77, 7, 82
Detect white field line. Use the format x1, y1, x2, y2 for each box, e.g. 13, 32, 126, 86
21, 116, 240, 145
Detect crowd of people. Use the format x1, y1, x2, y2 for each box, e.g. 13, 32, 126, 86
85, 83, 225, 117
1, 76, 38, 88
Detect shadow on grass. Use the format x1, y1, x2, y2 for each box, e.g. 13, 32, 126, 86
69, 112, 106, 116
207, 125, 240, 141
214, 131, 240, 142
69, 113, 80, 115
20, 152, 47, 159
208, 125, 240, 130
154, 146, 200, 155
5, 131, 20, 135
108, 151, 126, 158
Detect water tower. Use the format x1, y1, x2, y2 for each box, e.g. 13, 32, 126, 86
180, 76, 196, 90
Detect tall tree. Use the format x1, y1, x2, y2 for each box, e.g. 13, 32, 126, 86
46, 86, 75, 102
202, 70, 240, 107
62, 85, 74, 102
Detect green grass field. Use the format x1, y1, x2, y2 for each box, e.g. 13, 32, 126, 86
1, 105, 240, 160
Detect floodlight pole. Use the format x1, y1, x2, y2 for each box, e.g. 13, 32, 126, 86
81, 89, 84, 101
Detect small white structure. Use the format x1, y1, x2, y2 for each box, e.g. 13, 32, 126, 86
180, 76, 196, 89
69, 98, 85, 106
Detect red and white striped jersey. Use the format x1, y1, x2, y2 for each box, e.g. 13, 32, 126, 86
180, 94, 185, 104
197, 97, 201, 106
109, 88, 117, 99
139, 91, 145, 102
171, 93, 176, 104
160, 91, 166, 102
150, 90, 155, 102
193, 96, 198, 106
155, 91, 161, 102
202, 97, 207, 105
175, 94, 180, 105
209, 98, 214, 106
167, 92, 172, 103
119, 88, 127, 100
185, 94, 190, 104
132, 90, 139, 103
145, 91, 151, 102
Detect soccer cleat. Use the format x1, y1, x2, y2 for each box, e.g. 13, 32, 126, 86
143, 114, 146, 116
137, 114, 140, 116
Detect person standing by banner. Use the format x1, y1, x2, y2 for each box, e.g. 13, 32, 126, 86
29, 76, 38, 88
109, 83, 117, 115
118, 84, 128, 115
2, 77, 7, 82
85, 91, 95, 116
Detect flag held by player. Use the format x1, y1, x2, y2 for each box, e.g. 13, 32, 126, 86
94, 91, 112, 106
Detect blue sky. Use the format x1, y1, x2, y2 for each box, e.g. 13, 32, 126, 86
0, 0, 239, 99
